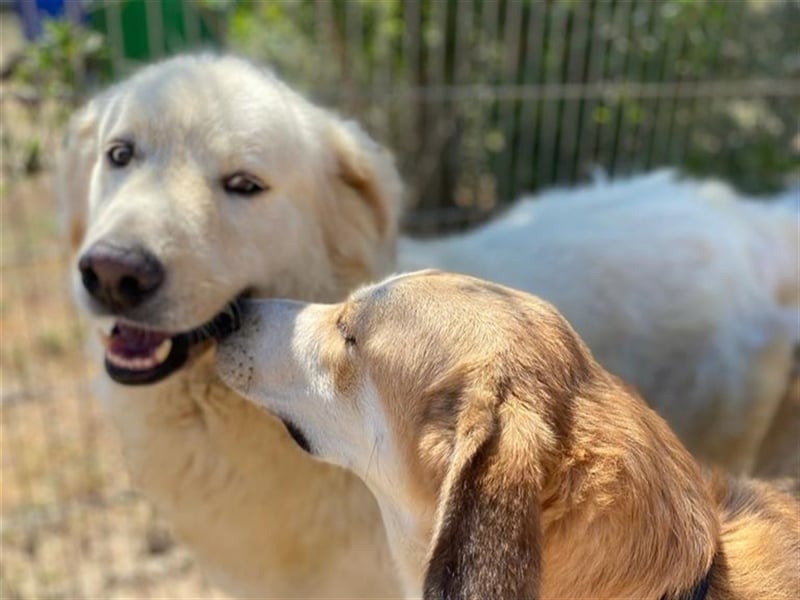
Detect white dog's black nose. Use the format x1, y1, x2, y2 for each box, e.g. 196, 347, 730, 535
78, 242, 164, 312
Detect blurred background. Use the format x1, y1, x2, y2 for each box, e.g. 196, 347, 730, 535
1, 1, 798, 598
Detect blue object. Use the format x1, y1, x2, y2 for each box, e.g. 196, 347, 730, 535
14, 0, 83, 40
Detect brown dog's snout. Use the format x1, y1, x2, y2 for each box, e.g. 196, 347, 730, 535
78, 242, 164, 312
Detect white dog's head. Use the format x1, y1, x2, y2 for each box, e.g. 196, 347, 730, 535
60, 54, 402, 385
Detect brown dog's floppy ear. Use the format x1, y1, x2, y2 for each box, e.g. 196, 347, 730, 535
57, 101, 98, 253
423, 382, 544, 600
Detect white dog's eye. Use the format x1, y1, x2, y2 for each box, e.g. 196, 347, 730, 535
223, 172, 267, 196
107, 141, 134, 168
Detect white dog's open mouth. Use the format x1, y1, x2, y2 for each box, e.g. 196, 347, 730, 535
99, 299, 244, 386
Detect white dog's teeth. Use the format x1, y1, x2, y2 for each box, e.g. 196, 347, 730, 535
106, 351, 160, 371
107, 353, 127, 368
154, 339, 172, 364
133, 357, 155, 370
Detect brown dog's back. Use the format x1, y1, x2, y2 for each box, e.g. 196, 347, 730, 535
707, 473, 800, 599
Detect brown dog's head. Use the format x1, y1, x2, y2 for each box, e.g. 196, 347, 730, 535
59, 53, 403, 386
217, 270, 608, 597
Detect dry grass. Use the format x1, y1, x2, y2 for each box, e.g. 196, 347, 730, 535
1, 173, 227, 599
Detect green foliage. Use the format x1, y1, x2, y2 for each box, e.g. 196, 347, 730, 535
4, 1, 797, 201
2, 20, 108, 180
227, 0, 406, 94
226, 0, 798, 207
11, 19, 108, 106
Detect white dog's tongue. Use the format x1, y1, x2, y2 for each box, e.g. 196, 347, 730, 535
106, 324, 173, 371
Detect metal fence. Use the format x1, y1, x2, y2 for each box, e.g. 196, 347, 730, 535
1, 1, 798, 598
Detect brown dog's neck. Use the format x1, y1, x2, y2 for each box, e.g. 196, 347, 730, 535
534, 375, 720, 598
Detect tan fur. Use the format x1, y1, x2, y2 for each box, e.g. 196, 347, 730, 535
218, 271, 800, 599
707, 474, 800, 599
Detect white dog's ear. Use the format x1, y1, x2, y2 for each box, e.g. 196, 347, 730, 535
57, 101, 98, 252
423, 382, 543, 600
327, 119, 404, 240
318, 119, 405, 288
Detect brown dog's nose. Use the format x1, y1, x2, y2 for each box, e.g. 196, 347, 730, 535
78, 242, 164, 312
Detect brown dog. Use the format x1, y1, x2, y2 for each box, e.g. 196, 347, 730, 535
217, 270, 800, 599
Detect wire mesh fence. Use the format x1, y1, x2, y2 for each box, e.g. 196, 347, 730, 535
1, 1, 798, 598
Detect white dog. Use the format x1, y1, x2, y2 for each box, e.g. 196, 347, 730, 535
60, 53, 798, 597
61, 54, 404, 598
